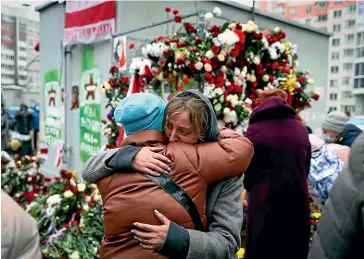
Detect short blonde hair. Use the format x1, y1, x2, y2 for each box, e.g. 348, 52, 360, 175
163, 93, 208, 142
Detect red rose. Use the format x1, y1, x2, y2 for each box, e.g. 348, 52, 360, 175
282, 66, 290, 74
189, 47, 198, 53
313, 93, 320, 100
174, 15, 182, 23
272, 61, 279, 71
226, 61, 233, 68
188, 62, 197, 73
236, 23, 242, 30
211, 45, 221, 55
129, 43, 135, 49
163, 50, 170, 57
170, 39, 179, 43
176, 58, 185, 65
295, 87, 303, 93
250, 81, 258, 88
295, 115, 302, 122
269, 75, 275, 83
173, 10, 179, 15
279, 31, 286, 39
183, 22, 196, 33
234, 30, 246, 44
209, 25, 220, 38
182, 75, 189, 84
195, 37, 202, 44
252, 32, 263, 39
204, 73, 214, 84
230, 46, 240, 57
234, 86, 243, 94
109, 66, 118, 74
256, 63, 264, 76
163, 71, 169, 79
223, 91, 228, 99
177, 85, 184, 92
211, 57, 219, 69
215, 76, 225, 88
297, 77, 304, 84
227, 85, 235, 93
226, 101, 233, 110
202, 58, 211, 64
164, 39, 170, 46
165, 7, 171, 13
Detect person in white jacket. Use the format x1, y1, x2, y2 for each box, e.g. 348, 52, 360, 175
1, 191, 42, 259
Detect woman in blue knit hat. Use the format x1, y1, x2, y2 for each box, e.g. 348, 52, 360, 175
83, 90, 254, 259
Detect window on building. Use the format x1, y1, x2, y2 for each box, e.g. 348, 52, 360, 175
354, 78, 364, 88
355, 62, 364, 76
333, 24, 341, 32
343, 63, 353, 71
334, 1, 342, 4
317, 14, 328, 22
19, 56, 26, 61
333, 10, 342, 18
306, 6, 312, 13
19, 47, 26, 51
342, 91, 353, 99
331, 66, 339, 73
345, 20, 355, 28
357, 32, 364, 45
343, 48, 354, 57
342, 77, 350, 85
330, 93, 338, 100
316, 1, 328, 9
305, 19, 311, 25
330, 79, 338, 87
345, 34, 355, 44
346, 5, 356, 13
290, 8, 297, 15
357, 47, 364, 58
341, 105, 355, 112
329, 106, 337, 112
1, 43, 13, 50
332, 38, 340, 46
331, 52, 340, 59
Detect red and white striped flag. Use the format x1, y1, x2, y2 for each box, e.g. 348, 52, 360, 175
63, 0, 115, 46
54, 146, 63, 168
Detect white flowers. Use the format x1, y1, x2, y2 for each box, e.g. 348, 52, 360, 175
242, 20, 258, 33
129, 57, 152, 75
205, 50, 214, 59
142, 42, 168, 58
223, 108, 238, 125
204, 12, 214, 23
217, 29, 239, 46
204, 63, 212, 72
261, 37, 269, 49
307, 79, 314, 85
203, 83, 215, 98
77, 183, 86, 192
227, 94, 240, 107
262, 74, 269, 82
69, 251, 80, 259
253, 57, 260, 65
214, 103, 222, 112
212, 87, 224, 97
274, 27, 280, 33
47, 194, 61, 207
268, 47, 278, 60
213, 7, 222, 17
218, 54, 225, 62
64, 190, 74, 198
195, 61, 203, 70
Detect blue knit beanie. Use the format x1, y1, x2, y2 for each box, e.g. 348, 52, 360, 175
114, 93, 166, 136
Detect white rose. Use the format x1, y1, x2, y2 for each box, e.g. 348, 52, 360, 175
253, 57, 260, 65
70, 179, 76, 187
83, 204, 89, 211
205, 50, 214, 59
217, 29, 239, 46
85, 196, 91, 202
262, 75, 269, 82
229, 23, 237, 30
204, 12, 213, 23
274, 27, 280, 33
307, 79, 314, 85
77, 183, 86, 192
94, 194, 101, 202
249, 75, 257, 82
234, 68, 241, 76
213, 98, 218, 104
223, 108, 231, 114
221, 66, 227, 73
64, 190, 74, 198
27, 177, 32, 182
214, 87, 224, 96
204, 63, 212, 72
69, 251, 80, 259
245, 98, 252, 104
213, 7, 222, 17
214, 103, 222, 112
236, 79, 243, 86
225, 81, 231, 86
262, 37, 269, 49
239, 71, 246, 80
218, 54, 225, 62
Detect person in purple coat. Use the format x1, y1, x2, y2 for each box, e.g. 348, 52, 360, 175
244, 89, 311, 259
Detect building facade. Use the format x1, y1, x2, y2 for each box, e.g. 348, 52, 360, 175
259, 0, 364, 115
1, 3, 40, 92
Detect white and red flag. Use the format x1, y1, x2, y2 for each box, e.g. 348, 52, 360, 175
63, 0, 115, 46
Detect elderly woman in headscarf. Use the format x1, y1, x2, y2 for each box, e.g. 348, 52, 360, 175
244, 89, 311, 259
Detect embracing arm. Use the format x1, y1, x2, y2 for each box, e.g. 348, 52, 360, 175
160, 175, 244, 259
81, 145, 142, 183
183, 128, 253, 184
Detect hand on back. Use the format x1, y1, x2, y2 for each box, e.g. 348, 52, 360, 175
132, 147, 172, 176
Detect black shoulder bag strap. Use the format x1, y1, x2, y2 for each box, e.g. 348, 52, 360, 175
144, 173, 204, 231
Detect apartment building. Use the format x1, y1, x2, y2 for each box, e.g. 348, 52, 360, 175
1, 3, 40, 92
259, 1, 364, 115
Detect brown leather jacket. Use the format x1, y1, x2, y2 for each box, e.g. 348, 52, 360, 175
97, 128, 254, 259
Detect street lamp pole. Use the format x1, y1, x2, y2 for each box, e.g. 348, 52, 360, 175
251, 0, 256, 22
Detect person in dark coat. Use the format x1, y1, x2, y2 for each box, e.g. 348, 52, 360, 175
244, 89, 311, 259
308, 133, 364, 259
322, 111, 362, 147
30, 104, 40, 152
15, 104, 33, 156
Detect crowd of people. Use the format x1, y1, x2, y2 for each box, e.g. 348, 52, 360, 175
1, 103, 40, 156
1, 88, 363, 259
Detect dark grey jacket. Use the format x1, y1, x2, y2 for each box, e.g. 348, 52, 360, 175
308, 133, 364, 259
